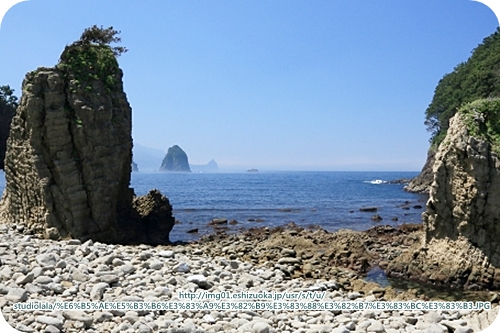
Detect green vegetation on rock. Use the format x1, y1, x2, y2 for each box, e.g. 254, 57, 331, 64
160, 145, 191, 172
460, 98, 500, 155
425, 27, 500, 147
58, 25, 127, 93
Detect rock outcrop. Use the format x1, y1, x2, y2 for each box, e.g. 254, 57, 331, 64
132, 161, 139, 172
0, 28, 175, 245
160, 145, 191, 172
404, 149, 435, 193
387, 99, 500, 290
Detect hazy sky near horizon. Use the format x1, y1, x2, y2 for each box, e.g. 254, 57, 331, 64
0, 1, 499, 171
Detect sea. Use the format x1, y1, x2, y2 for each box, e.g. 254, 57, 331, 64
0, 170, 427, 243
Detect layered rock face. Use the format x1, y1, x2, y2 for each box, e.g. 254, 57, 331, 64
0, 36, 174, 244
160, 145, 191, 172
388, 99, 500, 289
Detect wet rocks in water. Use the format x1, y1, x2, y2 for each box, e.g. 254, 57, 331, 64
371, 214, 383, 222
360, 207, 378, 212
208, 218, 228, 225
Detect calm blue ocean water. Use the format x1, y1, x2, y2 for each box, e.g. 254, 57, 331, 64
0, 170, 427, 242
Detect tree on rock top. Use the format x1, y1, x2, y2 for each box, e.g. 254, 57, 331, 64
160, 145, 191, 172
0, 85, 18, 170
58, 25, 127, 93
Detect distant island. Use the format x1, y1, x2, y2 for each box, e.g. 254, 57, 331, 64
159, 145, 191, 172
132, 161, 139, 172
190, 159, 219, 172
247, 168, 258, 173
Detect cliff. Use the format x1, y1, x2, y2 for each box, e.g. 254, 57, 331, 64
0, 26, 175, 244
160, 145, 191, 172
409, 28, 500, 193
387, 98, 500, 290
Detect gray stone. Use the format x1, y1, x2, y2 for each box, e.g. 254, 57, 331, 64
90, 282, 109, 301
331, 326, 350, 333
98, 274, 119, 285
62, 311, 93, 328
120, 264, 136, 275
175, 263, 191, 273
44, 325, 61, 333
94, 311, 114, 323
35, 253, 59, 267
366, 320, 385, 333
34, 276, 53, 284
16, 273, 35, 285
35, 315, 64, 329
187, 275, 210, 289
15, 324, 36, 332
71, 270, 89, 282
277, 257, 302, 265
158, 250, 175, 258
6, 287, 28, 302
203, 314, 216, 323
253, 321, 270, 333
149, 260, 163, 270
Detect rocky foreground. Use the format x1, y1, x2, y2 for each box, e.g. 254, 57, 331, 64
0, 222, 498, 333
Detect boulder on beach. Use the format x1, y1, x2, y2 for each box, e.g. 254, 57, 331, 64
0, 26, 175, 244
388, 99, 500, 289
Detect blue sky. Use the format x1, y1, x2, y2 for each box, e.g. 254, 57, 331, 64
0, 0, 499, 171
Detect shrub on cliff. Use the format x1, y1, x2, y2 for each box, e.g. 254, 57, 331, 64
460, 98, 500, 154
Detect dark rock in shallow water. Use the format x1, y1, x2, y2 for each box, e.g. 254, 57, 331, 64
387, 178, 412, 185
360, 207, 378, 212
208, 218, 228, 225
371, 214, 383, 222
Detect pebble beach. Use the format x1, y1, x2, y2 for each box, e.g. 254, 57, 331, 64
0, 222, 498, 333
